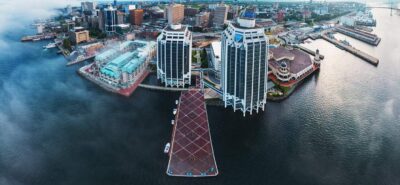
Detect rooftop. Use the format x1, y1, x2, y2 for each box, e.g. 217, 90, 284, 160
164, 24, 187, 32
269, 47, 312, 74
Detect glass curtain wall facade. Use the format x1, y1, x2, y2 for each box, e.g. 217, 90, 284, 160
221, 21, 269, 116
157, 25, 192, 87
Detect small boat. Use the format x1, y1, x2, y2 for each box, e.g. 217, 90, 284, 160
339, 39, 351, 47
171, 120, 174, 125
164, 143, 171, 154
43, 42, 57, 49
173, 109, 177, 115
175, 100, 179, 105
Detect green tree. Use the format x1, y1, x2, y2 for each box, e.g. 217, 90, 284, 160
63, 39, 72, 51
200, 48, 208, 68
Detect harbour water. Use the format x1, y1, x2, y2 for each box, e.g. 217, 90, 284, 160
1, 8, 400, 185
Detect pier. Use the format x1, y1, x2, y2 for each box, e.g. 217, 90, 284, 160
335, 26, 381, 46
321, 34, 379, 65
166, 89, 218, 177
293, 45, 325, 60
20, 33, 56, 42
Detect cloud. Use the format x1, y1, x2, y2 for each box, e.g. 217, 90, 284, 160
0, 0, 79, 50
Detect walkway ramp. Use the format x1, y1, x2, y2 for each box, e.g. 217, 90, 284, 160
166, 89, 218, 177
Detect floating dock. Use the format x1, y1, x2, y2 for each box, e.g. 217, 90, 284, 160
321, 34, 379, 65
166, 89, 218, 177
335, 26, 381, 46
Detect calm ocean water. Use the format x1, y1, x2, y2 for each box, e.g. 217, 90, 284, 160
1, 8, 399, 185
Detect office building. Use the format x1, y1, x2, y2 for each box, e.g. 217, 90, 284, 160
195, 12, 210, 27
167, 4, 185, 24
157, 24, 192, 87
81, 1, 97, 12
221, 15, 269, 116
130, 9, 144, 26
69, 27, 90, 44
104, 5, 117, 35
212, 4, 228, 27
117, 11, 125, 24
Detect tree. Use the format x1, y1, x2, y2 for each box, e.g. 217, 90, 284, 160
200, 48, 208, 68
63, 39, 72, 51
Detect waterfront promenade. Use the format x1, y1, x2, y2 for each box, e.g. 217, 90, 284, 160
166, 89, 218, 177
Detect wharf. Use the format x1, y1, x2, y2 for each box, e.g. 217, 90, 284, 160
20, 33, 56, 42
335, 26, 381, 46
294, 45, 325, 60
166, 89, 218, 177
321, 34, 379, 65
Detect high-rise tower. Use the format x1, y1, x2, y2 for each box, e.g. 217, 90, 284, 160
157, 24, 192, 87
221, 13, 269, 116
104, 5, 117, 35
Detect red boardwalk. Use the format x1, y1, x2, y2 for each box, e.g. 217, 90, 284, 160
167, 89, 218, 177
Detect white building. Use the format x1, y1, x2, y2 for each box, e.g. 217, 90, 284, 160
221, 17, 269, 116
210, 41, 221, 74
96, 40, 156, 88
341, 16, 355, 27
157, 24, 192, 87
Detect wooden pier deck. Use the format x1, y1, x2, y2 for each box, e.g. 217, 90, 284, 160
166, 89, 218, 177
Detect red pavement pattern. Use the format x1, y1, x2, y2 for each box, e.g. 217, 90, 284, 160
166, 89, 218, 177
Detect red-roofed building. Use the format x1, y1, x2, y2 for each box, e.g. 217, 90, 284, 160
269, 47, 320, 85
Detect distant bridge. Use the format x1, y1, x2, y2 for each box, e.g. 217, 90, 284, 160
366, 6, 400, 10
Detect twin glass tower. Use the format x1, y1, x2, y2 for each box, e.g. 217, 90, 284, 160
221, 16, 269, 116
157, 24, 192, 88
157, 14, 268, 116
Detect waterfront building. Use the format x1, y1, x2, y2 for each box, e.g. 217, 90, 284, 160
195, 12, 210, 27
221, 16, 269, 116
157, 24, 192, 87
268, 46, 319, 83
212, 4, 228, 27
37, 24, 44, 34
68, 27, 90, 44
167, 4, 185, 24
130, 9, 144, 26
96, 40, 156, 88
104, 5, 118, 35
